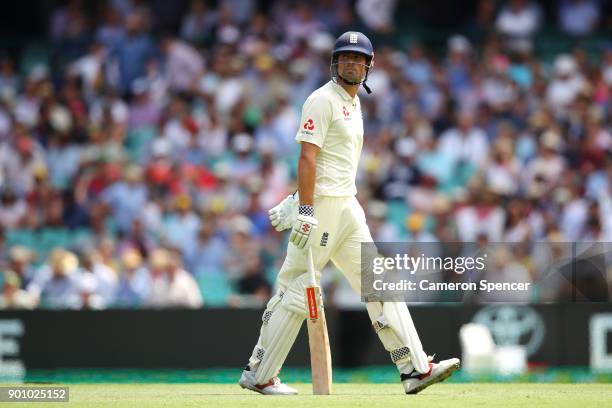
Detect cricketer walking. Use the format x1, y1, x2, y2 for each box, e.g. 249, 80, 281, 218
239, 31, 460, 395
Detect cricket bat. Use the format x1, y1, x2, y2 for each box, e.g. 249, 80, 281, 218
305, 247, 332, 395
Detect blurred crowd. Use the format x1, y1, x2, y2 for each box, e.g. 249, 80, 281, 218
0, 0, 611, 309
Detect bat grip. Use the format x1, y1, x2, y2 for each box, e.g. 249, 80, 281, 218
307, 247, 317, 287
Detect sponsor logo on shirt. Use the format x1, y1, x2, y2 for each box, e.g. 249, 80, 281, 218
343, 106, 349, 118
303, 118, 315, 131
320, 232, 329, 247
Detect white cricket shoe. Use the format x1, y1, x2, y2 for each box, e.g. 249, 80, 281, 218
401, 357, 460, 394
239, 368, 298, 395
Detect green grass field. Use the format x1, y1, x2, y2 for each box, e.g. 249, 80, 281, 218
9, 383, 612, 408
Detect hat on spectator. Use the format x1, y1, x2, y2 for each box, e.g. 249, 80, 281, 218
122, 249, 143, 270
124, 165, 143, 182
175, 193, 192, 211
309, 32, 334, 54
4, 270, 21, 288
232, 215, 253, 235
9, 246, 33, 263
406, 213, 425, 232
396, 138, 416, 158
554, 55, 577, 76
541, 130, 563, 151
149, 249, 170, 270
448, 35, 471, 54
50, 105, 73, 133
218, 25, 240, 44
28, 64, 49, 82
32, 164, 49, 181
49, 249, 79, 275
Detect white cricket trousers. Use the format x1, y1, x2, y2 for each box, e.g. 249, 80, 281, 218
276, 195, 373, 293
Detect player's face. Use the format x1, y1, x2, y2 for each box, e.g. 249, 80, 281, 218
337, 53, 368, 84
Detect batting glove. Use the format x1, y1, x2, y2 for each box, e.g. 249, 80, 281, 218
289, 205, 318, 249
268, 193, 298, 232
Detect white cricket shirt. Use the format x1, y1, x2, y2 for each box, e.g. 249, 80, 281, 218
295, 81, 364, 197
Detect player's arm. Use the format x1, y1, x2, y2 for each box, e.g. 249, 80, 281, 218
289, 141, 320, 249
297, 141, 320, 206
270, 141, 318, 232
290, 94, 330, 249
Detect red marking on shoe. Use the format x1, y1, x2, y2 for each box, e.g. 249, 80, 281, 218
255, 379, 275, 390
418, 363, 434, 380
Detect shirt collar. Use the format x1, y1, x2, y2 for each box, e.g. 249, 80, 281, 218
331, 80, 354, 102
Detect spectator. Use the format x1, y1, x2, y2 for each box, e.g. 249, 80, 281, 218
0, 190, 27, 228
115, 248, 151, 308
79, 249, 118, 308
111, 13, 158, 95
69, 43, 108, 98
231, 255, 271, 308
0, 135, 46, 195
367, 201, 402, 241
486, 138, 522, 196
445, 35, 473, 98
101, 164, 148, 233
96, 5, 126, 51
7, 246, 36, 289
180, 0, 217, 43
128, 79, 162, 129
161, 193, 201, 253
403, 43, 433, 87
406, 213, 437, 242
558, 0, 600, 37
44, 130, 82, 191
163, 250, 203, 308
224, 216, 259, 281
284, 3, 325, 46
49, 0, 91, 59
480, 246, 532, 302
523, 130, 567, 195
0, 56, 19, 102
469, 0, 498, 42
28, 249, 81, 309
159, 36, 205, 93
495, 0, 541, 52
145, 248, 172, 308
119, 217, 156, 259
546, 55, 585, 116
437, 111, 490, 169
0, 271, 36, 309
481, 55, 519, 111
455, 189, 506, 241
183, 224, 227, 276
356, 0, 398, 33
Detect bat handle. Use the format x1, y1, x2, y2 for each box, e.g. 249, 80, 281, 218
307, 247, 317, 287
